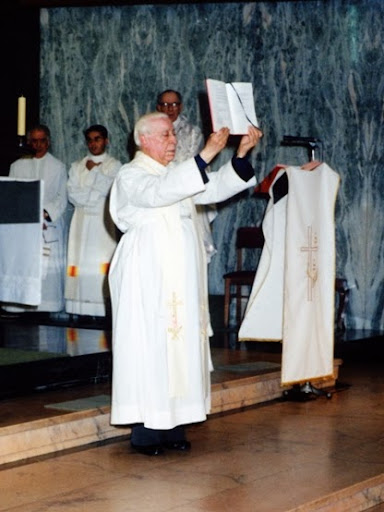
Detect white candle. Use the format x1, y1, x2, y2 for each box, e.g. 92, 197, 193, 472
17, 96, 26, 136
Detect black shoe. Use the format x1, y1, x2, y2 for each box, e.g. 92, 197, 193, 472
131, 443, 164, 456
164, 440, 191, 451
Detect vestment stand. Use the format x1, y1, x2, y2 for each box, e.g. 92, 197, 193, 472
281, 135, 322, 162
283, 381, 332, 401
281, 135, 332, 401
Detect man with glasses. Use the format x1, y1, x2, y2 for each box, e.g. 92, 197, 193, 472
157, 89, 217, 262
156, 90, 203, 165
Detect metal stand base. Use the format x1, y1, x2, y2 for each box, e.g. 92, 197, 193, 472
283, 381, 332, 401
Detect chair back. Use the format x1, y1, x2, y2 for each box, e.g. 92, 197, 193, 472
236, 226, 264, 270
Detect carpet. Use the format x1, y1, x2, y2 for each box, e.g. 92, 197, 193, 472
45, 394, 110, 412
215, 361, 281, 373
0, 348, 68, 366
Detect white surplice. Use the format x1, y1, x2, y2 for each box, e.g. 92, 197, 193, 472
65, 153, 121, 316
173, 115, 218, 262
239, 163, 340, 385
109, 151, 255, 429
4, 154, 67, 312
173, 115, 204, 163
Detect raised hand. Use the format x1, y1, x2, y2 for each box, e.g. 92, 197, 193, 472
236, 126, 263, 158
199, 127, 230, 164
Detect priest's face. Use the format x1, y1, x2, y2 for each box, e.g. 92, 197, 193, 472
156, 91, 182, 123
86, 130, 108, 156
141, 117, 177, 165
29, 129, 50, 159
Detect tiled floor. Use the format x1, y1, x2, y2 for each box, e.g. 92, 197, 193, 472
0, 320, 383, 511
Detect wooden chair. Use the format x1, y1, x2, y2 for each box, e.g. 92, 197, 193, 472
223, 226, 264, 328
335, 277, 349, 332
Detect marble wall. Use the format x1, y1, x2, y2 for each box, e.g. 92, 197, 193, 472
40, 0, 384, 330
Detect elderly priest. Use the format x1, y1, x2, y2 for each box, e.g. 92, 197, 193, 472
109, 112, 263, 456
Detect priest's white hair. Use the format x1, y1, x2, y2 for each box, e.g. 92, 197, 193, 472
134, 112, 169, 147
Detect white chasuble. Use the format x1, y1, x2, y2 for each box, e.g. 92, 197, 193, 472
238, 175, 287, 341
239, 163, 340, 385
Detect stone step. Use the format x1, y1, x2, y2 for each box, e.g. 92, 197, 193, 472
0, 359, 342, 467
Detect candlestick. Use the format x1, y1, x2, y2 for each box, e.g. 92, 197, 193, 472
17, 96, 26, 136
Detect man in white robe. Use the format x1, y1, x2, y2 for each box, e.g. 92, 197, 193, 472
65, 125, 121, 317
109, 112, 262, 455
3, 125, 67, 313
156, 89, 217, 261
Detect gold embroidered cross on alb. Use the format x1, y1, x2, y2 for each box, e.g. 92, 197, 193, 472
167, 292, 183, 340
300, 226, 318, 301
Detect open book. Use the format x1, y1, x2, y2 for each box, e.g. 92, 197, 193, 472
206, 79, 259, 135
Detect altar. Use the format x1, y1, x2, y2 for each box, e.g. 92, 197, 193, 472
0, 178, 43, 306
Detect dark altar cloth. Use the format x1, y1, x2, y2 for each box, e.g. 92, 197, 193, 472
0, 178, 43, 305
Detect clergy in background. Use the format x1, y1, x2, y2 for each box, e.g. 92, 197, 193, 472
65, 125, 121, 318
109, 112, 263, 456
4, 125, 67, 313
156, 89, 217, 262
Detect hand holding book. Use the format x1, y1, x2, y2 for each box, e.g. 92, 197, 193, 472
237, 126, 264, 158
200, 127, 230, 164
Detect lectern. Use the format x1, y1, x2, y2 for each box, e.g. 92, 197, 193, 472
0, 178, 43, 306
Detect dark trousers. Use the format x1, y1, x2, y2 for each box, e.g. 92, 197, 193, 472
131, 424, 186, 446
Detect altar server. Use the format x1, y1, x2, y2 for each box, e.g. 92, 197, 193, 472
65, 125, 121, 317
5, 125, 67, 313
109, 112, 262, 455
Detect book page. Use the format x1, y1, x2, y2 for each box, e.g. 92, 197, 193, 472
206, 79, 234, 132
225, 82, 259, 134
